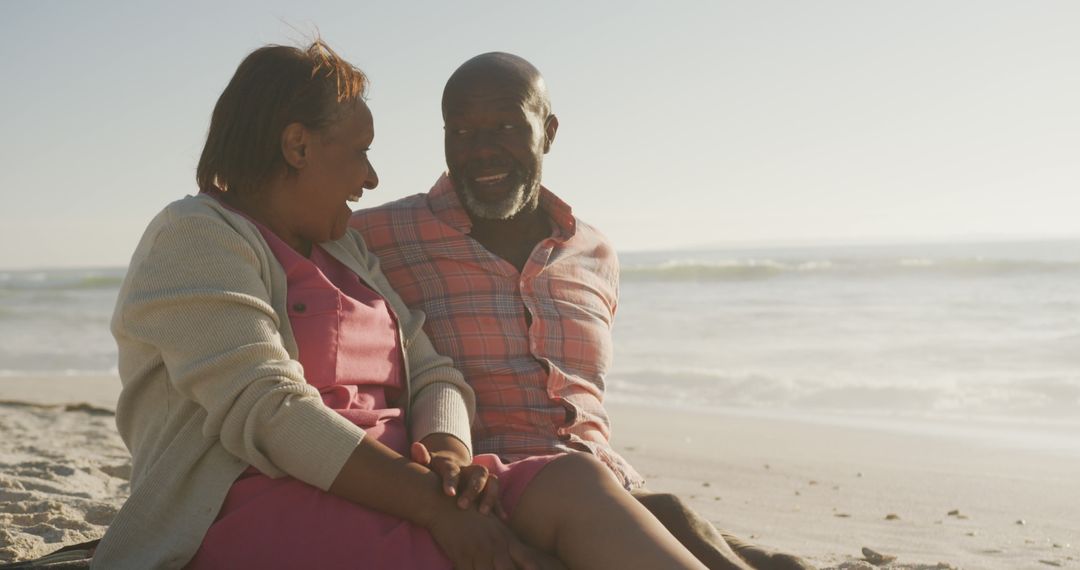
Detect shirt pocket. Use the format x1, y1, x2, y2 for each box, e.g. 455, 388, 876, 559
287, 288, 342, 389
287, 288, 341, 317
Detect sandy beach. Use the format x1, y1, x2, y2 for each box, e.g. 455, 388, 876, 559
1, 375, 1076, 569
608, 402, 1079, 569
0, 376, 128, 565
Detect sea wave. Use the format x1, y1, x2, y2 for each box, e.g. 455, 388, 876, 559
607, 366, 1080, 422
0, 368, 119, 378
0, 270, 125, 292
620, 257, 1080, 281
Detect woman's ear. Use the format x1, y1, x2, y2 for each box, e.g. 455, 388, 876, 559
281, 122, 309, 169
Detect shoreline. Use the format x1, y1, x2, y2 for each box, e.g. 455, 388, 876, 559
606, 396, 1080, 460
4, 374, 1076, 455
1, 376, 1077, 568
0, 375, 121, 411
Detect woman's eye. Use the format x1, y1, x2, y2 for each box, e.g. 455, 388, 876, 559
500, 124, 516, 130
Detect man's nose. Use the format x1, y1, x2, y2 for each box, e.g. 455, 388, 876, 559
466, 129, 500, 156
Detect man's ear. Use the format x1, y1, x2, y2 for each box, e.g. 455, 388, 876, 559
281, 122, 309, 169
543, 114, 559, 154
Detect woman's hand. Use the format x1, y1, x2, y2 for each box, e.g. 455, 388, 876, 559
425, 501, 566, 570
329, 437, 562, 568
413, 436, 507, 519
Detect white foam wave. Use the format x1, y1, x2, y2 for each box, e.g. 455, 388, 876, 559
0, 367, 119, 378
0, 268, 126, 292
607, 366, 1080, 423
620, 257, 1080, 281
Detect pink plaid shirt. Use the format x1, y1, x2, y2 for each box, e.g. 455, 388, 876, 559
351, 175, 643, 489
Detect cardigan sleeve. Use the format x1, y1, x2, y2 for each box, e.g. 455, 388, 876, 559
345, 231, 476, 455
115, 211, 366, 490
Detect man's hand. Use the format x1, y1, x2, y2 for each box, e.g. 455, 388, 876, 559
413, 435, 507, 519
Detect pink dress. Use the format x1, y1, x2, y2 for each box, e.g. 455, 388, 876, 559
187, 220, 557, 569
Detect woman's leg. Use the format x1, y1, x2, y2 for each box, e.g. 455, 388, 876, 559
510, 453, 708, 570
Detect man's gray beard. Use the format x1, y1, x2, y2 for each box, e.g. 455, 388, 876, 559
460, 181, 535, 220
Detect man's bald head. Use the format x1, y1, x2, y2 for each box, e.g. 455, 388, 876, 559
442, 52, 551, 118
440, 52, 559, 221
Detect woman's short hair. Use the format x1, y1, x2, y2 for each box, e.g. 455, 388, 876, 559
196, 39, 367, 195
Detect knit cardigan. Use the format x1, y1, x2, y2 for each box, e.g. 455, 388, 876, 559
92, 194, 475, 569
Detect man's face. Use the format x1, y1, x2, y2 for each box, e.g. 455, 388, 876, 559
443, 78, 553, 220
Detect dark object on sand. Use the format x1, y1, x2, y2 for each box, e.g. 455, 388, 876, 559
723, 533, 819, 570
861, 546, 897, 565
0, 540, 98, 569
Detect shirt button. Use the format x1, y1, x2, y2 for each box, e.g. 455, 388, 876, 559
292, 302, 306, 313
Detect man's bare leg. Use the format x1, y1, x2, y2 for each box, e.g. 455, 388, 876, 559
511, 454, 707, 569
632, 490, 817, 570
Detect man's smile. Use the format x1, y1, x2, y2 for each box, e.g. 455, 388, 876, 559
473, 173, 509, 185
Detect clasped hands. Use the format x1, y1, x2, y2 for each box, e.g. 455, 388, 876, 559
412, 433, 506, 519
413, 433, 564, 570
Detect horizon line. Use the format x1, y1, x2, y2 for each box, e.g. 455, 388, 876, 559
621, 233, 1080, 254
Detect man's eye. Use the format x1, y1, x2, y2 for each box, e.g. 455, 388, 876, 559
500, 124, 516, 130
454, 128, 470, 136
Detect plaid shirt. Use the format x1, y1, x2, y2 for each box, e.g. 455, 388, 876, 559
351, 174, 644, 489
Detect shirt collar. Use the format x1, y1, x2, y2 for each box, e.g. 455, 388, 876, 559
427, 173, 577, 240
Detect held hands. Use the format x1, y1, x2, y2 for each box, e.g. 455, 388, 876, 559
411, 435, 507, 520
413, 435, 566, 570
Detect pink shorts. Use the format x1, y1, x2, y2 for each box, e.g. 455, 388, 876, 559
186, 453, 563, 569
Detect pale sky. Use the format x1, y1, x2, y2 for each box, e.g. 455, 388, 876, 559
2, 1, 1078, 269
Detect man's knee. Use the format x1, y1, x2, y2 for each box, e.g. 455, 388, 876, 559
635, 491, 692, 520
532, 452, 622, 501
553, 451, 620, 486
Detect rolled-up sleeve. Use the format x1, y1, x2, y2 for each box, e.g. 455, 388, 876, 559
116, 213, 365, 490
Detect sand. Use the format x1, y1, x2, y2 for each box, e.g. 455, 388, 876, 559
1, 375, 1077, 569
608, 402, 1080, 569
0, 376, 128, 565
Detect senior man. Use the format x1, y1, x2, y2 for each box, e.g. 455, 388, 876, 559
351, 52, 812, 570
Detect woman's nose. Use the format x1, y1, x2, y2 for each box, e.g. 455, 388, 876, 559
365, 163, 379, 189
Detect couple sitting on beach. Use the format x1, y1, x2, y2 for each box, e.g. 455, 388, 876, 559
93, 39, 814, 570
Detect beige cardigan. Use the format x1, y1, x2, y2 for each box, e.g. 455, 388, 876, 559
93, 195, 475, 569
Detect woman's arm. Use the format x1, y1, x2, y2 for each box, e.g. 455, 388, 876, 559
117, 210, 364, 489
118, 208, 550, 568
343, 230, 476, 450
341, 231, 506, 511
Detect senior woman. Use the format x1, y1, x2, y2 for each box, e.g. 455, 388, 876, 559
93, 40, 707, 570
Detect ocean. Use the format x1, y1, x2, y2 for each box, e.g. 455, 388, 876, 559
3, 240, 1078, 451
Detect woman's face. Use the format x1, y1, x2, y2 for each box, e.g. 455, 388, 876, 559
291, 100, 379, 247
